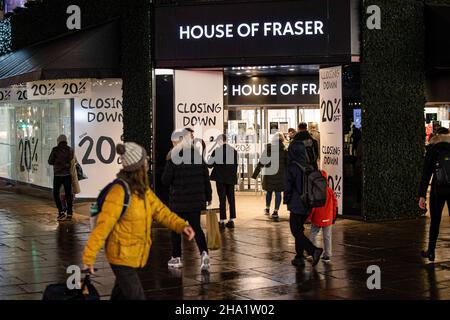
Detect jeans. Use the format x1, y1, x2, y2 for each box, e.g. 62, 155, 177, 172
110, 264, 145, 300
428, 190, 450, 252
53, 175, 73, 215
310, 225, 332, 258
171, 211, 208, 258
266, 191, 282, 210
216, 183, 236, 221
289, 213, 317, 259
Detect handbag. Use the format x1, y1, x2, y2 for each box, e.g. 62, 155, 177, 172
206, 209, 221, 250
76, 162, 87, 180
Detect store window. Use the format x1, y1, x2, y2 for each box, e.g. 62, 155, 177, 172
0, 99, 71, 188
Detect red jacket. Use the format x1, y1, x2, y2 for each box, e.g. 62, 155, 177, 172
307, 171, 337, 227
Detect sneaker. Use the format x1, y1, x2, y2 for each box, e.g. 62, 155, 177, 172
57, 212, 67, 221
291, 257, 306, 267
264, 208, 270, 216
271, 211, 279, 221
219, 222, 225, 230
200, 251, 210, 272
225, 220, 235, 229
66, 214, 73, 221
321, 256, 331, 263
168, 257, 183, 268
311, 248, 324, 267
421, 250, 435, 262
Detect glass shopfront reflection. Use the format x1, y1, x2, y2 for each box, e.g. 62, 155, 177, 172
0, 100, 71, 188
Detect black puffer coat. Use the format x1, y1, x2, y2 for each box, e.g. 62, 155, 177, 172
48, 142, 74, 176
162, 145, 212, 213
252, 142, 288, 192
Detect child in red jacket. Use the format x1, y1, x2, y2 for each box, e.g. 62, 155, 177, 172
308, 170, 337, 263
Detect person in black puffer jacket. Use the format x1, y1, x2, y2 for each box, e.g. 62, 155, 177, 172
284, 140, 323, 268
418, 127, 450, 262
162, 131, 212, 271
293, 122, 319, 170
48, 134, 74, 221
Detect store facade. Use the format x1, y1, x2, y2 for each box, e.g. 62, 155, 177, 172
153, 0, 362, 215
0, 0, 445, 220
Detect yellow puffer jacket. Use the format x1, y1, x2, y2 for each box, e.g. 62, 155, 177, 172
83, 184, 188, 268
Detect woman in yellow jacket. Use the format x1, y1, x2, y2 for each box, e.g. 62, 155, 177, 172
82, 142, 195, 300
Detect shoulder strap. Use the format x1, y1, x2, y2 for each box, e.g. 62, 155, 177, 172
113, 179, 131, 218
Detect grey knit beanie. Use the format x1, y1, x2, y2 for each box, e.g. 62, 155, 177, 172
116, 142, 147, 172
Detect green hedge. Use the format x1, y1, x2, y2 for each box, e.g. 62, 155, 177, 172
1, 0, 154, 183
361, 0, 450, 221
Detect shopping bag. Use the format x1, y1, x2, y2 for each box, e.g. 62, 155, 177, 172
42, 274, 100, 300
206, 209, 221, 250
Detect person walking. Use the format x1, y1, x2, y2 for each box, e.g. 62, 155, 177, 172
293, 122, 319, 170
252, 133, 288, 221
162, 132, 212, 271
308, 170, 337, 263
419, 127, 450, 262
82, 142, 195, 300
284, 139, 323, 267
48, 134, 75, 221
208, 134, 238, 230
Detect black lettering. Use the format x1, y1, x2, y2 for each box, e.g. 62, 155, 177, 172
88, 112, 96, 122
97, 136, 116, 164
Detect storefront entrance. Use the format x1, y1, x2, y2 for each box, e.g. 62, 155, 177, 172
226, 105, 320, 192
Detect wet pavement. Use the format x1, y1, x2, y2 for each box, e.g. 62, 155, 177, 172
0, 190, 450, 300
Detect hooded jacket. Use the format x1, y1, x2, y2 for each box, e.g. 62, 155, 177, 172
283, 140, 309, 215
208, 143, 239, 185
162, 142, 212, 213
293, 130, 319, 170
307, 170, 337, 227
419, 133, 450, 197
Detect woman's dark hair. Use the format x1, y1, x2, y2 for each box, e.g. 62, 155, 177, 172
117, 165, 148, 199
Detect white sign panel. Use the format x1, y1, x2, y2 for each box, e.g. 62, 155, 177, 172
0, 85, 28, 103
74, 79, 123, 198
27, 79, 92, 100
174, 70, 224, 208
319, 66, 343, 215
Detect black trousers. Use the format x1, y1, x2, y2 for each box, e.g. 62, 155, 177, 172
428, 190, 450, 252
171, 211, 208, 258
216, 183, 236, 221
289, 213, 317, 259
53, 175, 73, 215
110, 264, 145, 300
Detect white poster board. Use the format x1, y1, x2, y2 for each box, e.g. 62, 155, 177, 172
74, 79, 123, 198
174, 70, 224, 209
27, 79, 92, 100
319, 66, 343, 215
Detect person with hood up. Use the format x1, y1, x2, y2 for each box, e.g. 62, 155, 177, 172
293, 123, 319, 170
307, 170, 337, 263
284, 140, 323, 267
419, 127, 450, 262
162, 130, 212, 271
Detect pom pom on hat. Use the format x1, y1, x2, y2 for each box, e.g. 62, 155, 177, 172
116, 142, 147, 172
116, 144, 126, 155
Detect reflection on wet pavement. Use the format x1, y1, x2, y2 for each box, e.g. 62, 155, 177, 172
0, 191, 449, 300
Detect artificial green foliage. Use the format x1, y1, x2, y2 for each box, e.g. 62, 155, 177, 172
361, 0, 429, 221
3, 0, 154, 184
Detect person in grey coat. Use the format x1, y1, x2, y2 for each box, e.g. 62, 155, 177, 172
252, 133, 288, 221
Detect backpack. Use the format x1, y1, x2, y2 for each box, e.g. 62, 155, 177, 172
89, 178, 131, 230
303, 139, 318, 165
293, 161, 327, 209
435, 150, 450, 190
